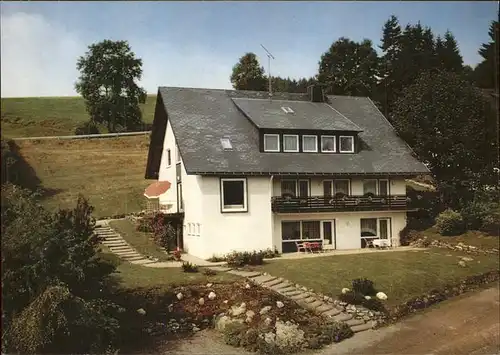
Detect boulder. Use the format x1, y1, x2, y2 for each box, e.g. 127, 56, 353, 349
176, 292, 183, 300
276, 301, 285, 309
208, 291, 216, 300
341, 288, 350, 294
215, 315, 243, 332
245, 310, 255, 323
206, 283, 213, 288
260, 305, 272, 315
376, 292, 388, 300
136, 308, 146, 315
198, 298, 205, 305
230, 303, 247, 317
458, 260, 467, 267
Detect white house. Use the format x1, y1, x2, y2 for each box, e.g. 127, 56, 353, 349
144, 85, 429, 259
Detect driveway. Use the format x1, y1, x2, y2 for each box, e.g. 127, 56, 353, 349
324, 285, 499, 355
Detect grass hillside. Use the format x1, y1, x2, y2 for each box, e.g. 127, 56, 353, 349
15, 135, 151, 218
0, 95, 157, 138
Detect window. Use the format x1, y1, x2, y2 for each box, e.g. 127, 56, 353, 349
302, 221, 320, 239
220, 138, 233, 150
281, 106, 294, 114
339, 136, 354, 153
363, 179, 377, 195
298, 180, 309, 197
360, 218, 377, 237
177, 182, 183, 211
281, 180, 297, 197
221, 178, 247, 212
302, 135, 318, 152
334, 180, 350, 195
321, 136, 336, 152
264, 134, 280, 152
282, 221, 301, 240
283, 135, 299, 152
166, 148, 172, 167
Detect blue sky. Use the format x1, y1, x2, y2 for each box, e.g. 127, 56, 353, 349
1, 1, 497, 97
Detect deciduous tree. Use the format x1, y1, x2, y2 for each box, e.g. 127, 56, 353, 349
230, 52, 267, 91
75, 40, 147, 132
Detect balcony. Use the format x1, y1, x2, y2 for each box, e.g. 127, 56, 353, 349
271, 194, 410, 213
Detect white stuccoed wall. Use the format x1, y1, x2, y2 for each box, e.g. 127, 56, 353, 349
158, 120, 178, 210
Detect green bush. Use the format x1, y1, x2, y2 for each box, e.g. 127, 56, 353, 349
226, 251, 265, 267
320, 322, 354, 343
74, 121, 100, 135
222, 322, 247, 347
361, 298, 387, 313
181, 262, 198, 273
435, 209, 465, 235
352, 278, 376, 296
338, 291, 365, 305
482, 206, 500, 235
461, 200, 493, 230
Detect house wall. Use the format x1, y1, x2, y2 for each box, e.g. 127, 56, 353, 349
158, 119, 178, 211
273, 210, 406, 252
198, 176, 274, 259
272, 177, 406, 196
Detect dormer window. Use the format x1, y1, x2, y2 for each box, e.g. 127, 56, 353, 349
281, 106, 294, 114
283, 135, 299, 152
321, 136, 336, 153
339, 136, 354, 153
302, 135, 318, 152
264, 134, 280, 152
220, 137, 233, 150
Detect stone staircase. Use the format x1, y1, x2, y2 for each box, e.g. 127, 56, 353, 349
95, 224, 159, 265
209, 267, 376, 334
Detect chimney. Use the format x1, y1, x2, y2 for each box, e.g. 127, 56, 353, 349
307, 84, 324, 102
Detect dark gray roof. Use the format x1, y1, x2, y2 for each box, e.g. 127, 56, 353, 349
152, 86, 429, 176
232, 98, 362, 131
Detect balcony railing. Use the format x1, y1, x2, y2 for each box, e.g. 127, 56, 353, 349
271, 194, 410, 213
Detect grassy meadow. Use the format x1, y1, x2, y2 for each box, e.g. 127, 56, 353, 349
1, 95, 157, 138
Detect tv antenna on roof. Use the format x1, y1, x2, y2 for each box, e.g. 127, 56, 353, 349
260, 44, 275, 101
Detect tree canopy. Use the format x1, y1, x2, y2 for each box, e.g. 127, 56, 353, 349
317, 37, 379, 96
230, 52, 267, 91
391, 70, 497, 208
75, 40, 147, 133
473, 20, 499, 90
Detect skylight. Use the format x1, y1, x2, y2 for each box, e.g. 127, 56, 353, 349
220, 137, 233, 150
281, 106, 294, 114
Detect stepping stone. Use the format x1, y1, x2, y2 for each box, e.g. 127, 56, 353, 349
316, 304, 334, 313
122, 255, 145, 261
264, 279, 284, 287
103, 237, 122, 241
351, 323, 374, 333
322, 308, 342, 317
290, 293, 310, 301
116, 252, 141, 257
251, 275, 277, 284
302, 297, 317, 304
345, 318, 365, 327
273, 282, 293, 290
130, 259, 154, 265
333, 313, 353, 322
242, 271, 261, 278
308, 300, 324, 309
103, 242, 127, 247
208, 266, 232, 272
109, 245, 131, 250
281, 289, 301, 296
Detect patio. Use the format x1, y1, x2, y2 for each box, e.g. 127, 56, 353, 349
277, 245, 425, 260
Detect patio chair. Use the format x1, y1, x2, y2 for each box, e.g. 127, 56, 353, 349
295, 241, 307, 253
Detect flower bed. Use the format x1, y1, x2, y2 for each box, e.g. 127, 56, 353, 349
410, 237, 499, 255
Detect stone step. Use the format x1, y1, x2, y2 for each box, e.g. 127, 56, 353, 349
282, 290, 302, 297
350, 322, 374, 333
122, 255, 146, 261
252, 275, 277, 285
272, 282, 293, 290
333, 313, 353, 322
208, 266, 232, 272
290, 293, 310, 301
115, 251, 142, 256
301, 297, 317, 304
345, 318, 365, 327
322, 308, 342, 317
109, 244, 131, 249
103, 237, 123, 242
263, 278, 285, 287
131, 259, 157, 265
307, 300, 324, 310
315, 304, 334, 314
103, 241, 127, 246
227, 270, 261, 278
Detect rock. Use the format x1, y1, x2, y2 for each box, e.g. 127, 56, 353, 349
276, 301, 285, 308
192, 326, 200, 332
230, 303, 247, 317
364, 295, 371, 300
198, 298, 205, 305
176, 292, 183, 300
208, 291, 216, 300
339, 301, 347, 306
260, 305, 272, 315
341, 288, 350, 294
245, 310, 255, 323
301, 286, 308, 291
328, 297, 334, 303
215, 315, 243, 332
223, 300, 228, 304
263, 317, 272, 326
136, 308, 146, 315
363, 315, 371, 321
469, 245, 477, 250
263, 272, 268, 276
458, 260, 467, 267
245, 283, 251, 289
323, 296, 330, 302
295, 284, 300, 288
167, 304, 173, 312
206, 283, 213, 287
376, 292, 388, 300
275, 320, 305, 350
461, 257, 474, 262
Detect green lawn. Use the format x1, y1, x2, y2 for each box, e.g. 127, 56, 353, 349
421, 228, 499, 249
253, 248, 499, 307
15, 136, 150, 218
0, 95, 157, 138
109, 219, 172, 261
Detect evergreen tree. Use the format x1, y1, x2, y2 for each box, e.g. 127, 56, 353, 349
473, 20, 499, 90
230, 53, 267, 91
436, 31, 464, 72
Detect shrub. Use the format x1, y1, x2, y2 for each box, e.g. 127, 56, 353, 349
202, 268, 217, 276
481, 206, 500, 235
136, 217, 153, 233
226, 251, 265, 267
435, 209, 465, 235
338, 291, 365, 305
320, 322, 354, 343
74, 121, 99, 135
261, 247, 281, 259
461, 200, 493, 230
172, 249, 182, 261
207, 255, 226, 262
181, 262, 198, 273
399, 227, 423, 246
361, 298, 387, 313
222, 322, 247, 347
352, 278, 376, 296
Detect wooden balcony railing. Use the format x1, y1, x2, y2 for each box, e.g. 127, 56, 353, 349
271, 194, 410, 213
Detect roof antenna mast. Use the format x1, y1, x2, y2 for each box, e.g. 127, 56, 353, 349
260, 44, 275, 101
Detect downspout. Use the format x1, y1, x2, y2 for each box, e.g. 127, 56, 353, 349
270, 175, 275, 252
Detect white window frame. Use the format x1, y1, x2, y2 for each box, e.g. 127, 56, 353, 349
264, 134, 280, 152
363, 179, 378, 195
176, 144, 181, 163
221, 178, 248, 213
283, 134, 299, 152
166, 148, 172, 167
333, 179, 351, 195
321, 135, 336, 153
339, 136, 354, 153
302, 135, 318, 153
